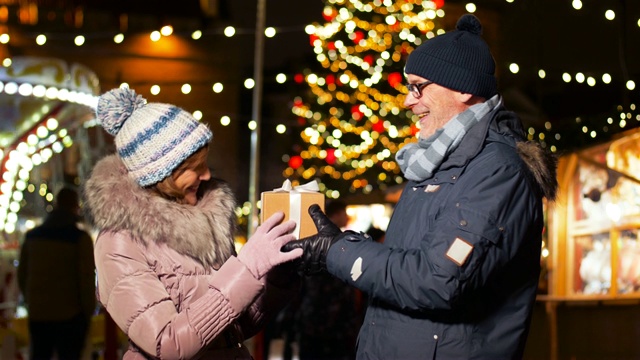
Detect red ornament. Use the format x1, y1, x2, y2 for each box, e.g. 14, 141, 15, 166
309, 34, 319, 46
388, 72, 403, 87
325, 148, 336, 165
294, 73, 305, 84
327, 41, 336, 51
322, 6, 337, 22
351, 104, 363, 121
363, 55, 374, 66
410, 124, 420, 136
372, 121, 385, 133
433, 0, 445, 9
326, 74, 335, 85
353, 31, 365, 43
297, 117, 306, 126
289, 155, 303, 169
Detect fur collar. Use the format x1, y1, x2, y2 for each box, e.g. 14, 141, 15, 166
83, 155, 237, 268
516, 141, 558, 201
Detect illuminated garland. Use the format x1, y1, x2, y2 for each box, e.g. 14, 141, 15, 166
0, 104, 75, 234
0, 56, 99, 234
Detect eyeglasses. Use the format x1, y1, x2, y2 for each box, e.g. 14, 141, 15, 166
406, 80, 434, 99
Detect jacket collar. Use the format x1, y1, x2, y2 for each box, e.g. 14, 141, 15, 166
410, 105, 557, 201
83, 155, 237, 268
442, 104, 524, 169
413, 104, 525, 186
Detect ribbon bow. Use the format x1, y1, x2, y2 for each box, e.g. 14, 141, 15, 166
273, 179, 320, 193
271, 179, 320, 238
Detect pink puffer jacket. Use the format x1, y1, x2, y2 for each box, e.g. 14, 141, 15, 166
85, 155, 298, 359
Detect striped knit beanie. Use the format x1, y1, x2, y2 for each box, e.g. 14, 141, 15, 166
405, 14, 497, 99
95, 87, 212, 187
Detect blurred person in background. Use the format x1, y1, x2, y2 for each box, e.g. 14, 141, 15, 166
364, 226, 385, 244
18, 187, 96, 360
325, 200, 349, 231
282, 200, 361, 360
83, 87, 302, 359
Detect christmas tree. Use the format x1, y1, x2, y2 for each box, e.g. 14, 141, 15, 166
285, 0, 446, 199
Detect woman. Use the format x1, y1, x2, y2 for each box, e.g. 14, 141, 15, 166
84, 87, 303, 359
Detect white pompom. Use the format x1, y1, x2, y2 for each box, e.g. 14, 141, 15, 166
96, 87, 147, 136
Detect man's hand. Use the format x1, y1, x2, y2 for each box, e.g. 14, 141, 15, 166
281, 204, 342, 275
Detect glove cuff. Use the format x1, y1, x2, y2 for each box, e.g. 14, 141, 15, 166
334, 230, 366, 242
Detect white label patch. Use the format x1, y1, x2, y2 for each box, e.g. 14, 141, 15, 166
446, 237, 473, 266
425, 184, 441, 193
350, 257, 363, 281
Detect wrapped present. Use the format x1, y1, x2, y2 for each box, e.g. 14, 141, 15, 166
260, 180, 325, 239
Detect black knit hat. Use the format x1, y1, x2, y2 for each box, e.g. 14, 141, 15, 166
404, 14, 497, 98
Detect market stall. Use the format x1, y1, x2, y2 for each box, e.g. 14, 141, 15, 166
526, 126, 640, 360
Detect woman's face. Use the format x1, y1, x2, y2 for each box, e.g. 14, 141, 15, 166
173, 155, 211, 206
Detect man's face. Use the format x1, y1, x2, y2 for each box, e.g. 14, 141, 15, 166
403, 74, 470, 139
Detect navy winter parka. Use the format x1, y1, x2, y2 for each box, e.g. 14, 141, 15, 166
326, 104, 557, 360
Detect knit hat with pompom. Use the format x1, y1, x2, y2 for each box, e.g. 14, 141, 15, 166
404, 14, 497, 98
95, 87, 212, 187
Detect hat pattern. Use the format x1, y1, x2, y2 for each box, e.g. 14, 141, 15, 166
96, 87, 212, 187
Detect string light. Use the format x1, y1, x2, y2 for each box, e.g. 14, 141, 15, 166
74, 35, 85, 46
35, 34, 46, 45
150, 30, 161, 41
224, 26, 236, 37
497, 1, 639, 152
0, 1, 634, 207
160, 25, 173, 36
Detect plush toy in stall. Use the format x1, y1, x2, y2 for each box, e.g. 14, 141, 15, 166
579, 239, 611, 294
617, 233, 640, 293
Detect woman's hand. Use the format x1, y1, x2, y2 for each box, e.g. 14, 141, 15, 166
237, 212, 303, 279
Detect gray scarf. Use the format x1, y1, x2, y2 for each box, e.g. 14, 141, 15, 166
396, 95, 502, 181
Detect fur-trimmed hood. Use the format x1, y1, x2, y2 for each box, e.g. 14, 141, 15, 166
83, 154, 237, 268
489, 107, 558, 201
516, 141, 558, 201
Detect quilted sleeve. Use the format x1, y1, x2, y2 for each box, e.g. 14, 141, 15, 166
95, 231, 264, 359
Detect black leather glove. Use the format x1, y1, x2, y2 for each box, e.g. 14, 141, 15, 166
281, 204, 342, 275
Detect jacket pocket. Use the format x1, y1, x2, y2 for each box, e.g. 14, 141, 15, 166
429, 203, 503, 283
358, 320, 437, 359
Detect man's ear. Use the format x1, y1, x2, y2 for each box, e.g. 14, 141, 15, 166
455, 92, 474, 103
457, 92, 486, 105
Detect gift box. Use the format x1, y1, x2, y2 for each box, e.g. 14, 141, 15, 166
260, 180, 325, 239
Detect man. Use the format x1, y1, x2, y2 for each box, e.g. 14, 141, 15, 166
18, 187, 96, 360
284, 14, 558, 359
